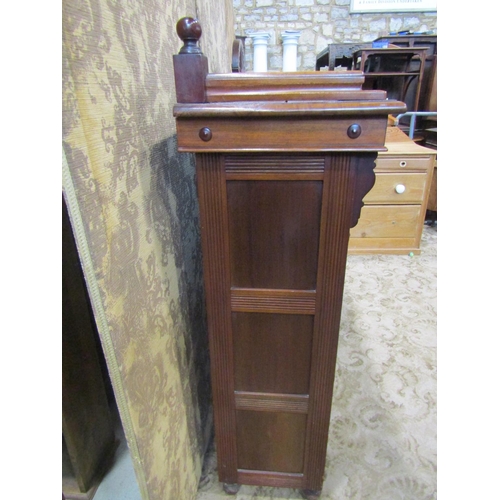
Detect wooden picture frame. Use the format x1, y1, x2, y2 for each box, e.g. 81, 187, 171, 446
349, 0, 437, 13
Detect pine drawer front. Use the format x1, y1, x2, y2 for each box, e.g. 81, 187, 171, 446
375, 156, 432, 171
348, 237, 421, 254
350, 205, 420, 239
363, 173, 427, 204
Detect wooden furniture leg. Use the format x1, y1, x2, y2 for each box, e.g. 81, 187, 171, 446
223, 483, 241, 495
301, 489, 322, 500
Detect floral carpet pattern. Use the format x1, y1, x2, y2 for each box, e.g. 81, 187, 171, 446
196, 226, 437, 500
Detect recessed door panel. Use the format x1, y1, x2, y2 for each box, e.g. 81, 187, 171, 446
236, 410, 307, 473
227, 180, 323, 290
232, 312, 314, 394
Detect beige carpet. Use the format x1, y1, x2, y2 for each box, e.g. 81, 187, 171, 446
196, 225, 437, 500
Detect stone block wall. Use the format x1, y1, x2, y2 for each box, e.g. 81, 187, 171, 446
233, 0, 437, 71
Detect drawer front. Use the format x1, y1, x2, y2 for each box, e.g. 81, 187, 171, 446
350, 205, 421, 238
375, 156, 432, 171
363, 173, 427, 204
348, 237, 420, 254
176, 117, 388, 152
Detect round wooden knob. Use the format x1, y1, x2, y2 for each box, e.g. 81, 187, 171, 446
347, 124, 362, 139
176, 17, 202, 54
199, 127, 212, 142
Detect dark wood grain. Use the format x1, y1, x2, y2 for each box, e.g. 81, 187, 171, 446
173, 54, 208, 103
235, 392, 309, 414
175, 116, 390, 152
231, 288, 316, 315
350, 153, 378, 227
172, 17, 208, 103
236, 411, 308, 473
225, 154, 325, 178
232, 312, 314, 394
227, 179, 322, 290
176, 17, 203, 54
205, 71, 387, 102
174, 99, 405, 118
195, 153, 238, 484
303, 153, 359, 489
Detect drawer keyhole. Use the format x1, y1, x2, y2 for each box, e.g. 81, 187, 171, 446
399, 160, 407, 167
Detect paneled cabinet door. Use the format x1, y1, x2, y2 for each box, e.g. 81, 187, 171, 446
196, 152, 377, 491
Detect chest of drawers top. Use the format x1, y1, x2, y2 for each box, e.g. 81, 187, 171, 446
376, 126, 436, 171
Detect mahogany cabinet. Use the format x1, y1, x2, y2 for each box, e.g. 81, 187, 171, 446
172, 18, 405, 499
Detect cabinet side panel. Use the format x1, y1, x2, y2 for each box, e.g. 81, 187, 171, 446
196, 153, 238, 483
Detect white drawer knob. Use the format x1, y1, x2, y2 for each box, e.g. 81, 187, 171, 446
399, 160, 407, 167
395, 184, 406, 194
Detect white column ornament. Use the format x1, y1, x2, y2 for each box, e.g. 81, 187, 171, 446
281, 30, 301, 72
248, 32, 271, 72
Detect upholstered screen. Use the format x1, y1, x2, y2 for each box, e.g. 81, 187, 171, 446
62, 2, 234, 499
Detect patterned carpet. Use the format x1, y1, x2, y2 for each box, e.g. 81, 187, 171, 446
196, 226, 437, 500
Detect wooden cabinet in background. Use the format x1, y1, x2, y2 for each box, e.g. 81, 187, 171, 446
348, 126, 436, 255
352, 47, 428, 112
373, 35, 437, 112
317, 35, 437, 113
315, 42, 369, 70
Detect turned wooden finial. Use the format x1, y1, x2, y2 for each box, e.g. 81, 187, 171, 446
173, 17, 208, 103
176, 17, 203, 55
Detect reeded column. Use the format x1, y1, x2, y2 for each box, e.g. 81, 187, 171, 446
282, 30, 301, 72
248, 32, 271, 72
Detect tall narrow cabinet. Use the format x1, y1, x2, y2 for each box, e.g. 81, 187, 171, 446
172, 18, 405, 499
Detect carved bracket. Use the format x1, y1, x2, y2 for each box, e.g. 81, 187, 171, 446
350, 152, 377, 228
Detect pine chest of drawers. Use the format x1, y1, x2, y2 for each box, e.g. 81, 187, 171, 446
348, 126, 436, 255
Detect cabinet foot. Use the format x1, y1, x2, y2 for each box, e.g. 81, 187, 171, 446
223, 483, 240, 495
300, 489, 321, 500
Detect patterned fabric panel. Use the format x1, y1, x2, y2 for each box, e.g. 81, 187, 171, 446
62, 2, 234, 499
